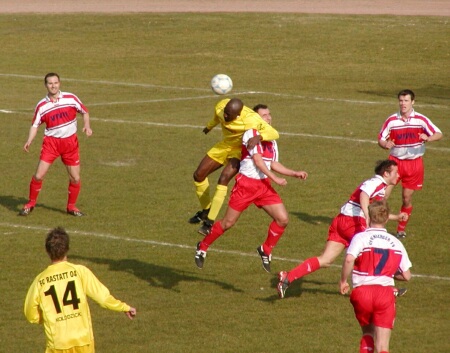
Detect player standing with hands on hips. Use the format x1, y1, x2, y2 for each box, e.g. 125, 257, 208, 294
19, 72, 92, 217
378, 89, 442, 238
340, 201, 412, 353
24, 227, 136, 352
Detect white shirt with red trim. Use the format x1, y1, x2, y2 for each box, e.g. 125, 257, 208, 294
347, 227, 412, 288
240, 129, 278, 180
378, 109, 441, 160
340, 175, 387, 218
32, 91, 88, 138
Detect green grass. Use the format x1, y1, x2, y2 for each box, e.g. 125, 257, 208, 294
0, 12, 449, 353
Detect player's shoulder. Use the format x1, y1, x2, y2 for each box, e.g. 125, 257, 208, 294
412, 111, 429, 121
242, 106, 262, 120
384, 113, 399, 123
364, 174, 384, 185
360, 175, 379, 189
242, 128, 259, 141
35, 97, 48, 109
60, 91, 79, 99
65, 261, 91, 275
215, 98, 230, 111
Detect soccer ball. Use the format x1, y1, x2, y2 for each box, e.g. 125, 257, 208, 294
210, 74, 233, 95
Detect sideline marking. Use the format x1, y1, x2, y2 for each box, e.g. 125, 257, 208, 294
1, 222, 449, 281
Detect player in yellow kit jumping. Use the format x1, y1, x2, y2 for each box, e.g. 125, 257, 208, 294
190, 98, 279, 235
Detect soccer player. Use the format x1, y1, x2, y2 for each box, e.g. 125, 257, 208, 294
378, 89, 443, 238
19, 72, 93, 217
190, 98, 279, 235
253, 103, 272, 125
24, 227, 136, 352
276, 160, 408, 298
194, 109, 308, 272
340, 201, 412, 353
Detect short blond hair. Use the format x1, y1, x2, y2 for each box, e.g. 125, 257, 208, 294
368, 201, 390, 225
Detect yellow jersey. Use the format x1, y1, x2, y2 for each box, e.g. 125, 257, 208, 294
206, 99, 279, 148
24, 261, 130, 350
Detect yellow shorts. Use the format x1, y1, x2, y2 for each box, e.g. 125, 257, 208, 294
207, 141, 241, 165
45, 343, 94, 353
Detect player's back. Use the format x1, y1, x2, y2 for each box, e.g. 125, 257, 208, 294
30, 261, 94, 349
349, 228, 411, 288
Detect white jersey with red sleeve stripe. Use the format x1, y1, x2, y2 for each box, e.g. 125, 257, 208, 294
347, 227, 412, 288
239, 129, 278, 180
340, 175, 387, 218
378, 109, 442, 160
32, 91, 88, 138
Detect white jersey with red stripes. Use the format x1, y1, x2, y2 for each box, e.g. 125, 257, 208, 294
240, 129, 278, 180
340, 175, 387, 218
378, 109, 441, 160
347, 227, 412, 288
32, 91, 88, 138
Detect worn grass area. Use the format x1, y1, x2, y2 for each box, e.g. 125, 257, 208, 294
0, 13, 449, 353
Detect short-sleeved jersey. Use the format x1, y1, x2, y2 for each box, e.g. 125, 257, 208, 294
340, 175, 387, 218
347, 228, 412, 288
378, 109, 441, 160
32, 91, 88, 138
24, 261, 130, 350
205, 99, 279, 148
239, 129, 278, 180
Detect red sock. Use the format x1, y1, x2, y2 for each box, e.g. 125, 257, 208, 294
359, 334, 374, 353
67, 181, 81, 210
379, 351, 389, 353
28, 176, 43, 206
199, 221, 225, 251
262, 221, 285, 255
287, 257, 320, 283
397, 205, 413, 232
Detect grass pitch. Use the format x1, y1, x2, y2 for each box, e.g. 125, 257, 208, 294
0, 12, 449, 353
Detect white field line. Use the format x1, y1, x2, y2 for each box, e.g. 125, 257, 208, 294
1, 222, 449, 281
1, 72, 449, 109
92, 117, 450, 152
2, 109, 449, 152
1, 73, 448, 152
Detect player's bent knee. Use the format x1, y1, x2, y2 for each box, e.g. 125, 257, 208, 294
275, 216, 289, 228
193, 171, 206, 182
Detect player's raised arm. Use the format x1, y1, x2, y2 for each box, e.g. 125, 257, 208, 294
253, 154, 287, 186
271, 161, 308, 180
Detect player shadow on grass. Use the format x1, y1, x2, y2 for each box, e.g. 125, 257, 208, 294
0, 195, 67, 215
71, 255, 244, 294
257, 276, 340, 303
290, 211, 333, 226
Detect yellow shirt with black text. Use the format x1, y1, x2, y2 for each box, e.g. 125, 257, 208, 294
206, 99, 279, 147
24, 261, 130, 350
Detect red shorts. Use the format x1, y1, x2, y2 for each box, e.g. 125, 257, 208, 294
40, 134, 80, 166
389, 155, 424, 190
350, 285, 396, 329
327, 214, 366, 247
228, 174, 282, 212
